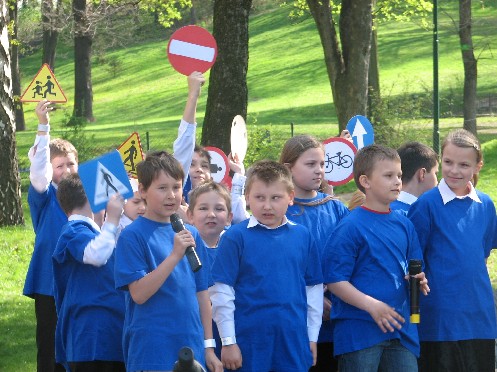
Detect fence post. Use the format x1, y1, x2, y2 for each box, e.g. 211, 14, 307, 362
291, 122, 294, 137
146, 131, 150, 151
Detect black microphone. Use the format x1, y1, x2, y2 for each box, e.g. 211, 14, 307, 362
409, 259, 422, 324
172, 347, 206, 372
170, 213, 202, 273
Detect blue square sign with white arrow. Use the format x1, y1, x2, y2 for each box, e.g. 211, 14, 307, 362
78, 150, 134, 212
346, 115, 374, 150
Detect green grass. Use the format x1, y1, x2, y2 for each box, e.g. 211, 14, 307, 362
3, 1, 497, 369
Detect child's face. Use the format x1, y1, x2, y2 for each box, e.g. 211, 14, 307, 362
361, 159, 402, 207
441, 143, 482, 196
51, 153, 78, 185
123, 191, 146, 221
246, 178, 294, 229
190, 151, 211, 189
187, 191, 232, 242
288, 147, 325, 198
139, 171, 183, 223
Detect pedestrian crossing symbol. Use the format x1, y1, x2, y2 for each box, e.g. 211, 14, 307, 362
78, 150, 134, 212
117, 132, 144, 179
20, 63, 68, 103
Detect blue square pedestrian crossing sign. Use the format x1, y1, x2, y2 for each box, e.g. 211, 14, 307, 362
78, 150, 134, 212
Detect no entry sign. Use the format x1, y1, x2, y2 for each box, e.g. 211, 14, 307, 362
167, 25, 218, 75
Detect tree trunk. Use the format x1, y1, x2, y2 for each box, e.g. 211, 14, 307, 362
72, 0, 94, 122
8, 0, 25, 131
367, 1, 381, 124
459, 0, 477, 134
202, 0, 252, 154
0, 1, 25, 226
41, 0, 59, 69
307, 0, 373, 131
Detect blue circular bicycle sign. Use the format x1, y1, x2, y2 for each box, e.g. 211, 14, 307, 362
323, 137, 358, 186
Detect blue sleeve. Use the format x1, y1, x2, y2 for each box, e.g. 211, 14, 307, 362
305, 238, 323, 286
211, 229, 241, 287
53, 223, 95, 264
323, 223, 359, 284
28, 184, 51, 231
191, 229, 209, 292
407, 198, 432, 254
114, 229, 148, 290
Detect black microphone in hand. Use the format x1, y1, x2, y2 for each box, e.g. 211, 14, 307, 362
173, 347, 205, 372
409, 259, 422, 324
170, 213, 202, 273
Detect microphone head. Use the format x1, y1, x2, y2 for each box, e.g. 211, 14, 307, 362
408, 259, 422, 275
170, 213, 184, 233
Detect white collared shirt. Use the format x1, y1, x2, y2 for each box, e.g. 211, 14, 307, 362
397, 191, 418, 206
246, 215, 295, 229
438, 178, 481, 205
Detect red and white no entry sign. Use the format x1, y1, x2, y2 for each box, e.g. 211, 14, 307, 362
167, 25, 218, 75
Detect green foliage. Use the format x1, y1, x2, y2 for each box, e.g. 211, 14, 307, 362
139, 0, 192, 28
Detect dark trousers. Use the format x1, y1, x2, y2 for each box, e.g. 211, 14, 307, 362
68, 361, 126, 372
419, 339, 495, 372
34, 294, 65, 372
309, 342, 339, 372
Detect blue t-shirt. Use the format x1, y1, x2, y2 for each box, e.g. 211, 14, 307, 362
53, 220, 125, 365
408, 187, 497, 341
114, 217, 209, 371
286, 192, 349, 343
212, 220, 323, 372
390, 199, 411, 215
323, 207, 422, 357
24, 184, 67, 297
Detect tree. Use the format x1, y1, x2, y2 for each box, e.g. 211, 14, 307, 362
201, 0, 252, 153
458, 0, 477, 134
8, 0, 26, 131
41, 0, 62, 69
307, 0, 373, 130
72, 0, 94, 122
0, 0, 24, 226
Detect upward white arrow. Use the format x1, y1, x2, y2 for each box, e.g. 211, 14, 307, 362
351, 119, 367, 149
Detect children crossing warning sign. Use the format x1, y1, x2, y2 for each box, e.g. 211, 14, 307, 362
20, 63, 68, 103
117, 132, 145, 178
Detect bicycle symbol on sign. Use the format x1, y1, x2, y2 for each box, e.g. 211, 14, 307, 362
325, 151, 353, 174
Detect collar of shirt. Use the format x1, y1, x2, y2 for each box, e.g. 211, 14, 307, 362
397, 191, 417, 205
438, 178, 481, 205
246, 215, 296, 229
68, 214, 101, 232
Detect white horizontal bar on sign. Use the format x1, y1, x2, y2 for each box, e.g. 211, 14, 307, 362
169, 39, 215, 62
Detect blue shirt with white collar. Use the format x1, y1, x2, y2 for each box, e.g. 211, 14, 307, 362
408, 179, 497, 341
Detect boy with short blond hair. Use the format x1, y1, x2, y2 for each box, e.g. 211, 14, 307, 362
210, 160, 323, 371
23, 100, 78, 372
324, 144, 429, 372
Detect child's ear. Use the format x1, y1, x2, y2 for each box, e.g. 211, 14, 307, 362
475, 160, 483, 174
417, 168, 427, 182
186, 208, 193, 222
288, 190, 295, 206
358, 175, 370, 190
226, 211, 234, 226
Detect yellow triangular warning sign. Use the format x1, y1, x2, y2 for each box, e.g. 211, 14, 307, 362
117, 132, 145, 179
20, 63, 67, 103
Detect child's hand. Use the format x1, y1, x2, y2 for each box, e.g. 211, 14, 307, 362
205, 348, 223, 372
310, 342, 317, 366
404, 272, 430, 296
35, 100, 52, 125
339, 129, 352, 142
172, 229, 196, 259
221, 344, 243, 370
367, 299, 405, 333
228, 152, 245, 175
187, 71, 205, 99
105, 193, 124, 225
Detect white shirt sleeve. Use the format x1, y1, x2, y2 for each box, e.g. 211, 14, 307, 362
82, 222, 118, 267
306, 284, 324, 342
29, 134, 52, 193
230, 173, 250, 224
209, 282, 236, 337
173, 119, 196, 184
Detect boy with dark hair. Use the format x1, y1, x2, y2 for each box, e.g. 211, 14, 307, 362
390, 141, 439, 213
114, 151, 222, 372
324, 144, 429, 372
210, 160, 323, 371
23, 100, 78, 371
53, 173, 126, 371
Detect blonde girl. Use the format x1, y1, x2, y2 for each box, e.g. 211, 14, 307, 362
280, 134, 350, 372
408, 129, 497, 372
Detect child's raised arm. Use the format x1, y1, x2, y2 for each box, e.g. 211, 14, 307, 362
328, 281, 406, 334
29, 100, 53, 192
